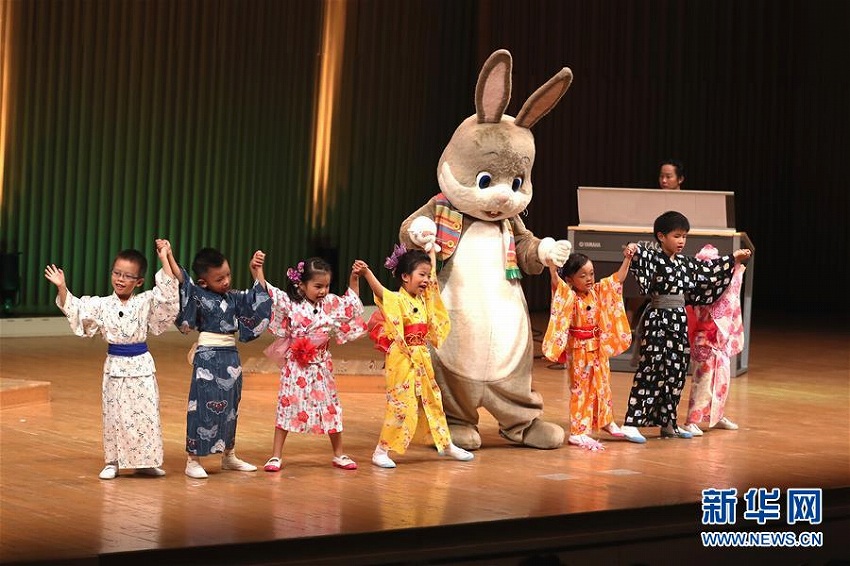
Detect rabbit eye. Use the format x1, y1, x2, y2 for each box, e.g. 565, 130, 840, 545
476, 172, 492, 189
512, 177, 523, 192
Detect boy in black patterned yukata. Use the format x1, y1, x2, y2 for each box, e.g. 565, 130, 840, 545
620, 211, 751, 442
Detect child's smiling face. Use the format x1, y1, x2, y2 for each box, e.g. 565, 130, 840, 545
110, 258, 144, 300
401, 260, 431, 297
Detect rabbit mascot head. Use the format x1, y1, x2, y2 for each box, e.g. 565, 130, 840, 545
400, 49, 573, 449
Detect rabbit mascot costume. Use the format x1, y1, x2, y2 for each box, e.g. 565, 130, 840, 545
400, 49, 573, 450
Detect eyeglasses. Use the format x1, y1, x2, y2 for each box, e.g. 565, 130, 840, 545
111, 270, 142, 280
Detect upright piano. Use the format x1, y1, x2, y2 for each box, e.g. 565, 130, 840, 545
567, 187, 754, 374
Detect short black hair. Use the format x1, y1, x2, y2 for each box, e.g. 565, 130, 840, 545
113, 249, 147, 277
653, 211, 690, 241
660, 158, 685, 179
558, 253, 590, 280
394, 250, 431, 284
192, 247, 227, 279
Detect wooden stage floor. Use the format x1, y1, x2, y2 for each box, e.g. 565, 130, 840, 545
1, 315, 848, 565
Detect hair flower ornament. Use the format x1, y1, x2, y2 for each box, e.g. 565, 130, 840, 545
287, 261, 305, 284
384, 243, 407, 274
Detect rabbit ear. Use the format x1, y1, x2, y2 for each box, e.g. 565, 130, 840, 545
515, 67, 573, 129
475, 49, 512, 124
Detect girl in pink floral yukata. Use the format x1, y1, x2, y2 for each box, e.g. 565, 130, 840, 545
681, 244, 747, 436
259, 257, 368, 471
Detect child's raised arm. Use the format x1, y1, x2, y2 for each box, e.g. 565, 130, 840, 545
350, 259, 368, 295
616, 243, 637, 282
44, 264, 69, 305
361, 264, 385, 301
155, 239, 176, 278
156, 238, 183, 283
250, 250, 267, 289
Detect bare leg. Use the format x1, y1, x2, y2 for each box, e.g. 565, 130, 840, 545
270, 428, 288, 460
329, 431, 343, 458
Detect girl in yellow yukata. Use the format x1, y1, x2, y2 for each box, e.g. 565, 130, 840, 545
542, 245, 637, 450
362, 244, 474, 468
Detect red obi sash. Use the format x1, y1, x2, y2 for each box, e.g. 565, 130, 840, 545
288, 336, 329, 366
367, 312, 429, 353
403, 323, 428, 347
568, 326, 600, 340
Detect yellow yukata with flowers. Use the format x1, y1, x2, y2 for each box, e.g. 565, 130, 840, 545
542, 274, 631, 436
373, 266, 452, 454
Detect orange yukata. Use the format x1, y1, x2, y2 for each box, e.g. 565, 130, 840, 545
542, 274, 631, 436
372, 266, 452, 454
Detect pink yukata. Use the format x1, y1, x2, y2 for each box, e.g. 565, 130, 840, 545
686, 245, 746, 427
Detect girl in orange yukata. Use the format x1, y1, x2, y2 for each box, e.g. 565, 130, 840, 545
681, 244, 747, 436
362, 244, 473, 468
542, 245, 637, 450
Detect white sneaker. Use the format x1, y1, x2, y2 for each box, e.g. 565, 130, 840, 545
99, 464, 118, 480
682, 423, 704, 437
714, 417, 739, 430
221, 452, 257, 472
620, 425, 647, 444
135, 467, 166, 477
185, 459, 208, 479
371, 448, 396, 468
442, 443, 474, 461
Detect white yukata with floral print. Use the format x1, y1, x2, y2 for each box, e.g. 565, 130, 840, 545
265, 284, 367, 434
57, 269, 179, 469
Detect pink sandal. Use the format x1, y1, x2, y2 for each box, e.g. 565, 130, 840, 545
332, 455, 358, 470
603, 423, 626, 438
568, 434, 605, 451
263, 457, 282, 472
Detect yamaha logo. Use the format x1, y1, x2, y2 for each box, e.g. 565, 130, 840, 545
578, 241, 601, 248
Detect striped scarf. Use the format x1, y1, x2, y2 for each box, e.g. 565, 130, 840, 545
433, 193, 521, 280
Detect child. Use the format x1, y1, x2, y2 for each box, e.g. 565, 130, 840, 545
620, 211, 751, 442
361, 244, 473, 468
542, 246, 636, 450
682, 244, 747, 436
169, 247, 272, 479
258, 257, 368, 472
44, 240, 179, 479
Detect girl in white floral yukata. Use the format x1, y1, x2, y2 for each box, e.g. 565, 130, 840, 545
44, 239, 179, 480
259, 257, 368, 472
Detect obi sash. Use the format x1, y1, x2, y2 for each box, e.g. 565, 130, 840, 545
650, 293, 685, 309
288, 336, 329, 366
107, 343, 148, 356
198, 332, 237, 347
403, 323, 428, 347
568, 326, 600, 340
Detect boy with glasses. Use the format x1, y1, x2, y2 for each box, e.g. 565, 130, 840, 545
44, 240, 180, 479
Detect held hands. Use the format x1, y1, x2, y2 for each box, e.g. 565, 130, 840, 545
44, 264, 66, 288
155, 238, 172, 262
250, 250, 266, 272
624, 243, 637, 259
408, 216, 442, 253
538, 238, 572, 267
351, 260, 369, 277
733, 248, 752, 263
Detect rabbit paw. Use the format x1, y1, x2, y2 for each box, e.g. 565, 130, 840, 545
408, 217, 442, 253
538, 237, 572, 267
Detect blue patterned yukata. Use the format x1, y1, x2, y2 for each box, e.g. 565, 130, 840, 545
176, 268, 271, 456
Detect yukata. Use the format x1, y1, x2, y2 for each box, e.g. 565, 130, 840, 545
175, 268, 271, 456
370, 267, 452, 454
264, 284, 366, 434
623, 241, 735, 429
542, 274, 631, 435
686, 251, 746, 427
57, 269, 179, 469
